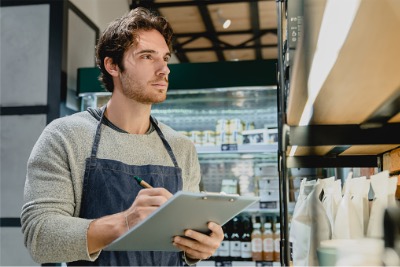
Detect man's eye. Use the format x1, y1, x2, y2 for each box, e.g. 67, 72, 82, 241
164, 57, 171, 62
143, 55, 152, 59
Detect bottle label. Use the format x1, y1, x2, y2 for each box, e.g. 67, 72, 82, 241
229, 241, 241, 257
263, 238, 274, 252
274, 238, 280, 252
219, 241, 230, 256
251, 238, 262, 252
240, 242, 252, 258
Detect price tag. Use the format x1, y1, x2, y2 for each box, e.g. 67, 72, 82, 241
221, 144, 238, 151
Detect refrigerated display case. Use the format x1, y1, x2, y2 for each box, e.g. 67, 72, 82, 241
152, 87, 278, 204
80, 85, 283, 265
80, 86, 278, 199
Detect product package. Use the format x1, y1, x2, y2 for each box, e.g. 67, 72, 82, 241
334, 172, 364, 239
290, 180, 331, 266
320, 177, 342, 235
349, 176, 370, 236
367, 171, 398, 238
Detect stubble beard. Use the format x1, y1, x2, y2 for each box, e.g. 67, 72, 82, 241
120, 72, 167, 104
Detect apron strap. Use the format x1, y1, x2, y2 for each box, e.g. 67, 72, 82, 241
88, 106, 106, 166
150, 116, 179, 168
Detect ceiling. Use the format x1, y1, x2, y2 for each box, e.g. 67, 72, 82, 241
129, 0, 278, 63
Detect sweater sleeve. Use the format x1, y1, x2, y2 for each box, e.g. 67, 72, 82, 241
21, 121, 99, 263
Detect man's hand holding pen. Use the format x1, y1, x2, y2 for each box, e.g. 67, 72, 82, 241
124, 187, 172, 230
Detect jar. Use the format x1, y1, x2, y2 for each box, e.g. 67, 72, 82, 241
245, 121, 255, 130
202, 130, 216, 146
230, 131, 243, 144
216, 132, 230, 145
229, 119, 245, 133
189, 131, 202, 145
216, 119, 230, 133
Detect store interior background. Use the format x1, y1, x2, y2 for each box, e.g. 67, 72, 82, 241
1, 0, 400, 266
1, 0, 281, 265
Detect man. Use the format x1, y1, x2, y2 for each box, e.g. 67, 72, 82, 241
21, 7, 223, 266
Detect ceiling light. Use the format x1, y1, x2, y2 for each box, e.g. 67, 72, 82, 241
223, 19, 231, 29
217, 9, 231, 29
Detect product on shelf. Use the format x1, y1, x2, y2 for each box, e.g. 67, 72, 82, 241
251, 223, 263, 261
240, 217, 253, 261
202, 130, 216, 146
367, 171, 398, 238
216, 119, 230, 133
262, 222, 274, 261
230, 130, 243, 145
217, 223, 230, 260
334, 172, 366, 239
221, 179, 238, 195
188, 130, 202, 146
259, 189, 279, 210
229, 118, 245, 133
243, 129, 269, 144
290, 179, 331, 266
274, 223, 281, 262
319, 177, 342, 236
229, 217, 241, 261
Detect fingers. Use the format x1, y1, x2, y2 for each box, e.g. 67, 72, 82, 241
172, 222, 224, 261
125, 188, 172, 229
208, 222, 224, 240
134, 187, 173, 206
137, 187, 173, 199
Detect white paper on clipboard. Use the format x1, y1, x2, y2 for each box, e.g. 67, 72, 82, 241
105, 191, 259, 251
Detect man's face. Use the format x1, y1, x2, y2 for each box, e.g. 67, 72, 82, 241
118, 29, 171, 104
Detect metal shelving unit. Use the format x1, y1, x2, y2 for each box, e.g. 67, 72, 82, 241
277, 0, 400, 265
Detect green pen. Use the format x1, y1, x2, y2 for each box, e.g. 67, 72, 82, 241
133, 176, 153, 189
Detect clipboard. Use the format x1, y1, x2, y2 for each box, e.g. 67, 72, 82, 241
105, 191, 259, 251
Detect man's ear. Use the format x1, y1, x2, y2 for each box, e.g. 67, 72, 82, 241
104, 57, 120, 77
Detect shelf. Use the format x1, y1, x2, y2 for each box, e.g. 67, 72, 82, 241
196, 144, 278, 154
285, 0, 400, 161
276, 1, 400, 266
245, 208, 280, 215
152, 86, 278, 131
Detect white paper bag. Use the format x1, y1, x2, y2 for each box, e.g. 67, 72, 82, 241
367, 175, 397, 239
349, 176, 370, 236
367, 171, 389, 238
290, 180, 331, 266
321, 178, 342, 235
334, 172, 363, 239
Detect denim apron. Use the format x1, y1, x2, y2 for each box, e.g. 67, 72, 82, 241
69, 107, 183, 266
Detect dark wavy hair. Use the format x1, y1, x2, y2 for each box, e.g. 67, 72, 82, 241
95, 7, 174, 92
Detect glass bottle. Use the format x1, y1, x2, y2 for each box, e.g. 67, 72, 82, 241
251, 223, 263, 261
262, 222, 274, 261
219, 223, 230, 261
240, 216, 252, 261
273, 223, 281, 262
229, 217, 241, 261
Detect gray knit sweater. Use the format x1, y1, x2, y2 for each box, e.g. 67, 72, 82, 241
21, 110, 200, 264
